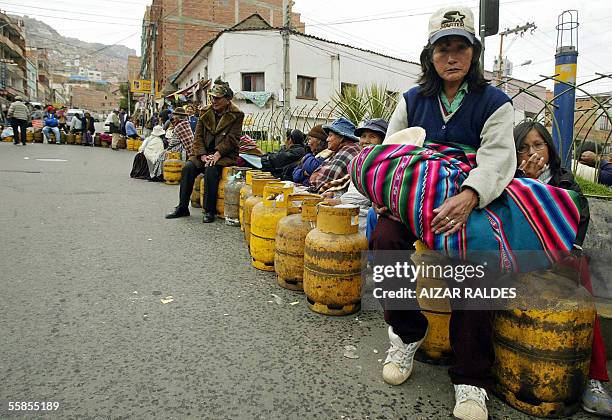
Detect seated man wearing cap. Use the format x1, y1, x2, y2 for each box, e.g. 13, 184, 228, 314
307, 117, 361, 193
260, 129, 306, 180
166, 78, 243, 223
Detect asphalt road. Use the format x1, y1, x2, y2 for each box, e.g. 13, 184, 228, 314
0, 143, 609, 419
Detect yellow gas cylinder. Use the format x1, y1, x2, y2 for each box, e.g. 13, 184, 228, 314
26, 131, 33, 142
60, 132, 66, 143
216, 166, 232, 218
191, 174, 203, 208
240, 171, 270, 231
33, 131, 43, 143
243, 177, 279, 246
303, 204, 368, 316
239, 170, 261, 231
275, 194, 323, 291
74, 134, 81, 145
224, 167, 251, 226
163, 159, 184, 185
127, 138, 135, 151
493, 270, 595, 418
250, 182, 294, 271
167, 151, 181, 160
94, 134, 101, 146
3, 136, 12, 142
66, 133, 75, 144
412, 240, 453, 365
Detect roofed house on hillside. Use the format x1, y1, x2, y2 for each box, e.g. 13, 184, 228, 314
172, 14, 421, 138
140, 0, 305, 90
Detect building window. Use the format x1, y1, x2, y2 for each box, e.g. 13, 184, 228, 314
598, 113, 611, 131
341, 82, 358, 96
242, 72, 265, 91
297, 76, 316, 100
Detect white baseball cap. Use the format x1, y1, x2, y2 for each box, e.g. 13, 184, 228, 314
428, 6, 476, 45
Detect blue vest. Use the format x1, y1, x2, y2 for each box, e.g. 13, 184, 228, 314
403, 85, 511, 149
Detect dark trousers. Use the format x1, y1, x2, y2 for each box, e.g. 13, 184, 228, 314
370, 216, 495, 391
178, 161, 222, 213
10, 118, 27, 144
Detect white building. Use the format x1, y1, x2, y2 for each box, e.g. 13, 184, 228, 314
78, 67, 103, 82
172, 14, 420, 134
172, 14, 547, 137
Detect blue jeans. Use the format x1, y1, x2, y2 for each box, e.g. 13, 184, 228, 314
42, 126, 61, 143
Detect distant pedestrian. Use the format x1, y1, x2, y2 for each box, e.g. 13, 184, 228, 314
185, 104, 198, 133
42, 108, 61, 144
125, 116, 139, 139
57, 106, 68, 133
107, 110, 121, 150
119, 108, 127, 135
69, 113, 83, 134
82, 112, 95, 146
7, 96, 29, 145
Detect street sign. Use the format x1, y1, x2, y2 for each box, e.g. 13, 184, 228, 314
130, 80, 158, 93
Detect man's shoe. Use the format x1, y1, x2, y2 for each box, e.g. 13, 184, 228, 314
202, 212, 216, 223
165, 208, 190, 219
582, 379, 612, 417
382, 326, 426, 385
453, 384, 488, 420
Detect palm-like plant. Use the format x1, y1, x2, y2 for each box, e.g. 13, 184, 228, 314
331, 84, 399, 125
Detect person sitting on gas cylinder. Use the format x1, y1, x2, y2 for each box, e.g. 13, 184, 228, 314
165, 78, 243, 223
514, 120, 612, 416
260, 129, 306, 180
307, 117, 361, 193
42, 108, 61, 144
292, 124, 333, 186
125, 116, 139, 139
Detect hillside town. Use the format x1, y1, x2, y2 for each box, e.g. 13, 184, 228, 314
1, 0, 611, 419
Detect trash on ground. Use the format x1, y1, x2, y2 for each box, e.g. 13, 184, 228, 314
289, 301, 300, 306
160, 296, 174, 304
270, 294, 283, 305
343, 345, 359, 359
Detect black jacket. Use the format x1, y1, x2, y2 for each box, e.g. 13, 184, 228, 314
261, 144, 306, 180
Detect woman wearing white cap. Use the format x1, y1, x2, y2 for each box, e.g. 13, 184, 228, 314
371, 6, 516, 420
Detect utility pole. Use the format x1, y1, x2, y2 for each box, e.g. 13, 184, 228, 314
496, 22, 536, 81
282, 0, 292, 126
150, 22, 157, 114
479, 0, 486, 72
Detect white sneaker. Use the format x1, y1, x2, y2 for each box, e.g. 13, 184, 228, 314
582, 379, 612, 417
382, 326, 425, 385
453, 384, 488, 420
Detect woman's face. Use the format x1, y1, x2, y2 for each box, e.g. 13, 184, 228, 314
307, 136, 325, 154
432, 36, 474, 86
518, 128, 550, 165
327, 132, 343, 152
359, 130, 384, 148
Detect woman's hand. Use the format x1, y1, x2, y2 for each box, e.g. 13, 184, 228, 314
373, 203, 401, 222
431, 189, 479, 235
519, 153, 547, 179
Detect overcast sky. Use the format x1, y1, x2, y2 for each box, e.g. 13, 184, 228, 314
6, 0, 611, 91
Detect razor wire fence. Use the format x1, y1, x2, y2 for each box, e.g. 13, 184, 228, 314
241, 73, 611, 184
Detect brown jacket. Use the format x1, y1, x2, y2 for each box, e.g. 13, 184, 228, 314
190, 102, 244, 168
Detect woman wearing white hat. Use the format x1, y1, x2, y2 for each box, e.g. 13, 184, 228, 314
130, 125, 166, 179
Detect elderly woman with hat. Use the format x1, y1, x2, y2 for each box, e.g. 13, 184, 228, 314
131, 125, 166, 179
355, 6, 517, 420
324, 118, 388, 232
307, 117, 361, 193
166, 78, 243, 222
292, 124, 331, 186
150, 106, 194, 181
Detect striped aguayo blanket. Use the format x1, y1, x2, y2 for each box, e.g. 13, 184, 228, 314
351, 142, 581, 272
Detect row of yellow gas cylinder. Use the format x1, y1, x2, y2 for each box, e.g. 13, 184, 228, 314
231, 170, 368, 316
127, 138, 144, 151
172, 165, 598, 418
